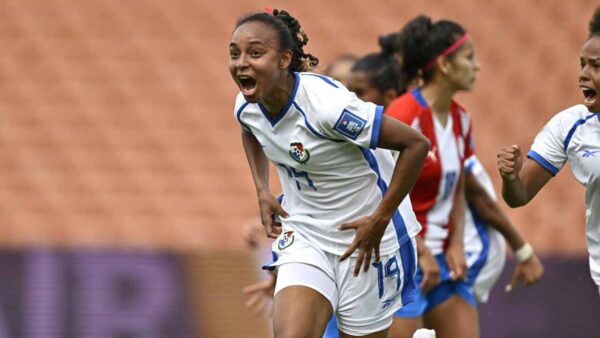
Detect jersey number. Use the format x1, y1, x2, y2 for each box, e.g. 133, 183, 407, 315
372, 256, 401, 298
442, 171, 458, 200
278, 164, 317, 191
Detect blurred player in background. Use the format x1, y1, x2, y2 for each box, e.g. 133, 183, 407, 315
230, 7, 430, 337
323, 54, 359, 87
498, 5, 600, 297
385, 15, 543, 338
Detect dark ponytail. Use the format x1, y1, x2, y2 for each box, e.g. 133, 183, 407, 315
589, 5, 600, 38
351, 32, 404, 95
236, 9, 319, 72
398, 15, 465, 85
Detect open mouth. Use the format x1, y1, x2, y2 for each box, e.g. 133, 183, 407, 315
238, 75, 257, 97
582, 86, 597, 105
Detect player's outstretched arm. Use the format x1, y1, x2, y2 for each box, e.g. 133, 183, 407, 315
241, 129, 287, 238
340, 116, 430, 276
497, 145, 552, 207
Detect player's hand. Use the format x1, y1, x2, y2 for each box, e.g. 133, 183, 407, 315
338, 213, 388, 277
418, 247, 441, 293
257, 190, 287, 239
505, 253, 544, 292
497, 145, 523, 181
445, 242, 467, 281
242, 274, 276, 316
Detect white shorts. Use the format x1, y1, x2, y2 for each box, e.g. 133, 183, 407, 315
266, 230, 417, 336
465, 226, 506, 303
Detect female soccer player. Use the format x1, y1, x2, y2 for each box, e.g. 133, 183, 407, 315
498, 6, 600, 297
230, 8, 430, 338
385, 16, 543, 338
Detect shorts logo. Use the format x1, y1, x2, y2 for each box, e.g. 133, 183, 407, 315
334, 110, 366, 139
582, 149, 600, 158
289, 143, 310, 164
277, 231, 295, 250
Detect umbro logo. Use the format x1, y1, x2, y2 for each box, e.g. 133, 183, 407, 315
582, 150, 600, 158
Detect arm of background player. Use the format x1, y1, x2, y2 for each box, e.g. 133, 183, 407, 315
241, 129, 287, 238
465, 171, 544, 290
446, 171, 467, 281
497, 145, 553, 207
340, 115, 430, 275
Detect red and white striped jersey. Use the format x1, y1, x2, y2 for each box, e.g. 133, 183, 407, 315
386, 89, 474, 254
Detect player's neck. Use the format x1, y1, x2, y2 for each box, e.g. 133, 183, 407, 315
420, 84, 455, 126
262, 72, 295, 118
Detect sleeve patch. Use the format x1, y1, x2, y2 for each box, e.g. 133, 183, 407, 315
334, 109, 366, 140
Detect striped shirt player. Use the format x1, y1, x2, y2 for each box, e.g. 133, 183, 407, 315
235, 72, 421, 335
527, 104, 600, 291
386, 88, 477, 314
464, 156, 506, 302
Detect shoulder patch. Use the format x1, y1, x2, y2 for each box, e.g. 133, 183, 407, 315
334, 109, 366, 139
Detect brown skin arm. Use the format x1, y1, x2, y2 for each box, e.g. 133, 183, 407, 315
241, 129, 287, 238
465, 170, 544, 291
340, 115, 430, 276
445, 171, 467, 281
497, 145, 553, 207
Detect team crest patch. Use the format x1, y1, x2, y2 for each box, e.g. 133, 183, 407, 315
289, 142, 310, 164
278, 231, 295, 250
334, 109, 366, 140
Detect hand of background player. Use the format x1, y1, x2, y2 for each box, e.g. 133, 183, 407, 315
505, 253, 544, 292
243, 274, 275, 317
418, 246, 441, 293
242, 222, 265, 248
445, 241, 467, 281
497, 145, 523, 181
257, 190, 287, 239
338, 212, 388, 277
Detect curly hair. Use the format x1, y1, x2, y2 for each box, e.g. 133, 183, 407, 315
236, 9, 319, 72
589, 5, 600, 37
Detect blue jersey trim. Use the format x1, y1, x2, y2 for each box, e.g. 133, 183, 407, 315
292, 102, 344, 142
258, 72, 300, 127
236, 101, 251, 130
359, 149, 410, 245
411, 89, 428, 108
465, 203, 490, 288
563, 113, 597, 151
301, 73, 339, 88
527, 150, 559, 176
465, 158, 476, 173
370, 105, 384, 149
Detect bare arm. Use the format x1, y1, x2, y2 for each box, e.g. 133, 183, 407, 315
241, 129, 287, 238
497, 145, 553, 207
340, 115, 430, 275
445, 170, 467, 281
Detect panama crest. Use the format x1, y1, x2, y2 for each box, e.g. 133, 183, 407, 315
278, 231, 295, 250
289, 142, 310, 164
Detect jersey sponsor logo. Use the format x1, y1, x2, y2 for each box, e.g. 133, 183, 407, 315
277, 231, 295, 250
582, 149, 600, 158
289, 142, 310, 164
334, 110, 366, 139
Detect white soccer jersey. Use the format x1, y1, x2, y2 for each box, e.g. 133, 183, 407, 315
463, 156, 506, 302
529, 104, 600, 286
234, 72, 421, 257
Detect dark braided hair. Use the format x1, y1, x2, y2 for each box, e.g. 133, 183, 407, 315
589, 5, 600, 37
352, 32, 405, 95
398, 15, 465, 85
236, 9, 319, 72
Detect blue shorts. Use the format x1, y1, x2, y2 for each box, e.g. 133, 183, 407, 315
394, 253, 476, 318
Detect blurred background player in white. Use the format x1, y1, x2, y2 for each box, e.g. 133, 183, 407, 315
346, 27, 542, 338
497, 5, 600, 297
230, 7, 430, 338
385, 16, 543, 338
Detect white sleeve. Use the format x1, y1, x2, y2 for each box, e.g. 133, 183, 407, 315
528, 113, 567, 176
317, 91, 384, 149
233, 93, 251, 132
